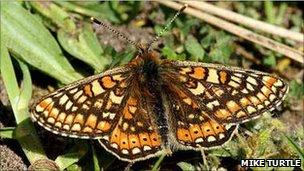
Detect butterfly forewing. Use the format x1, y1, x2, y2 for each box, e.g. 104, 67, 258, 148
161, 60, 289, 124
31, 66, 133, 138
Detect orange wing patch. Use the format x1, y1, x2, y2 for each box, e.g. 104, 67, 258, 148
176, 119, 237, 148
98, 125, 162, 162
101, 76, 116, 89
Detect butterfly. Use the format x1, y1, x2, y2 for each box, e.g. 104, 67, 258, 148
31, 10, 289, 163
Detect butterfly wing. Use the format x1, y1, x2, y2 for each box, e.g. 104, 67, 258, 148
162, 82, 237, 149
160, 60, 288, 149
161, 60, 289, 124
31, 66, 132, 138
98, 90, 163, 162
31, 66, 163, 162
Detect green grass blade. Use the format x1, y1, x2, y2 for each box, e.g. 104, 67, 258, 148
92, 146, 101, 171
1, 43, 47, 163
1, 2, 82, 84
285, 135, 304, 160
0, 44, 24, 123
151, 153, 166, 171
0, 127, 15, 139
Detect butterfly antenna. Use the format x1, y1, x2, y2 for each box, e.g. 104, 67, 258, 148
91, 17, 145, 53
147, 4, 188, 51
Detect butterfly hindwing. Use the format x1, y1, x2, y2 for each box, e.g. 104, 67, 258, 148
98, 92, 163, 162
162, 83, 237, 149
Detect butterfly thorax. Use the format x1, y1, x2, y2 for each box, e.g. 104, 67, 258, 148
129, 50, 161, 83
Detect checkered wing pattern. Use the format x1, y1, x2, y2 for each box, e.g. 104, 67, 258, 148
160, 60, 288, 147
31, 66, 131, 138
31, 66, 162, 162
98, 87, 163, 162
163, 84, 237, 148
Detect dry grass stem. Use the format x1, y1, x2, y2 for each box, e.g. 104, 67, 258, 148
158, 1, 304, 64
185, 1, 304, 43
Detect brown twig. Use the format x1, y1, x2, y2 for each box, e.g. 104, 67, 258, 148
235, 44, 262, 65
185, 1, 304, 43
157, 1, 304, 64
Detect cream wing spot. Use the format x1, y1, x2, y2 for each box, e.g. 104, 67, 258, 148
109, 91, 123, 104
91, 80, 105, 96
71, 106, 78, 112
122, 149, 129, 155
59, 95, 69, 105
207, 136, 216, 142
269, 94, 276, 101
63, 125, 70, 131
109, 113, 116, 120
35, 105, 44, 112
132, 147, 141, 154
274, 79, 283, 87
111, 143, 118, 149
195, 137, 204, 143
206, 69, 219, 84
143, 146, 152, 151
228, 81, 240, 88
73, 90, 83, 100
102, 112, 111, 118
47, 117, 55, 124
231, 76, 242, 83
219, 133, 225, 139
71, 123, 81, 131
180, 67, 192, 74
189, 82, 205, 95
247, 106, 257, 114
247, 76, 258, 85
69, 88, 78, 94
77, 95, 87, 103
246, 83, 255, 91
65, 101, 73, 110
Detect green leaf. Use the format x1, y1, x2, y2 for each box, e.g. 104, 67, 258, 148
55, 141, 88, 170
200, 34, 214, 49
288, 80, 304, 99
177, 162, 195, 171
162, 46, 177, 60
185, 35, 205, 61
15, 119, 48, 163
1, 2, 82, 84
209, 33, 234, 64
55, 1, 121, 23
66, 164, 82, 171
30, 1, 77, 33
263, 54, 276, 67
57, 22, 111, 72
0, 127, 15, 139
